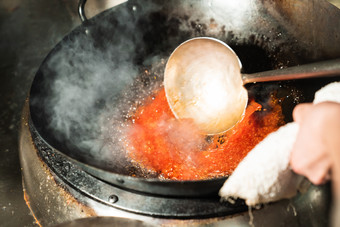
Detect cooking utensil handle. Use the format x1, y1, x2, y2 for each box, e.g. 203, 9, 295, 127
78, 0, 88, 22
242, 58, 340, 84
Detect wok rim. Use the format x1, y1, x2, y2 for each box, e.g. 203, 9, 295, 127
28, 0, 340, 190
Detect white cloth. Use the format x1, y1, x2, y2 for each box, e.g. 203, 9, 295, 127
219, 82, 340, 206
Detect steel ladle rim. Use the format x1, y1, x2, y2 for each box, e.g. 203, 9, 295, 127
164, 37, 248, 135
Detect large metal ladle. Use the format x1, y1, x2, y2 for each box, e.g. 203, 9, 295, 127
164, 37, 340, 135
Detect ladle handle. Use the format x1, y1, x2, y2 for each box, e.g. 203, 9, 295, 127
242, 58, 340, 84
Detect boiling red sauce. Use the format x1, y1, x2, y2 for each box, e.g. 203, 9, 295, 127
125, 88, 284, 180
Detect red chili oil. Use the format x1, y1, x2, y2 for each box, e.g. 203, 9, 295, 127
125, 88, 284, 180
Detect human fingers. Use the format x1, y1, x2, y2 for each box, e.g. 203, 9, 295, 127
290, 144, 331, 185
304, 157, 331, 185
292, 103, 313, 123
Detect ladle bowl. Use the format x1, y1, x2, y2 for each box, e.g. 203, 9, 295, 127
164, 37, 340, 134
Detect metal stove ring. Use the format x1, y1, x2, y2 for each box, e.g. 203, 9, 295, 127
29, 119, 247, 218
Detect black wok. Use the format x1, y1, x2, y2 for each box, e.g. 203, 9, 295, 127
29, 0, 340, 197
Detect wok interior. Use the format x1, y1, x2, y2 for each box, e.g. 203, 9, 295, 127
30, 0, 340, 181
